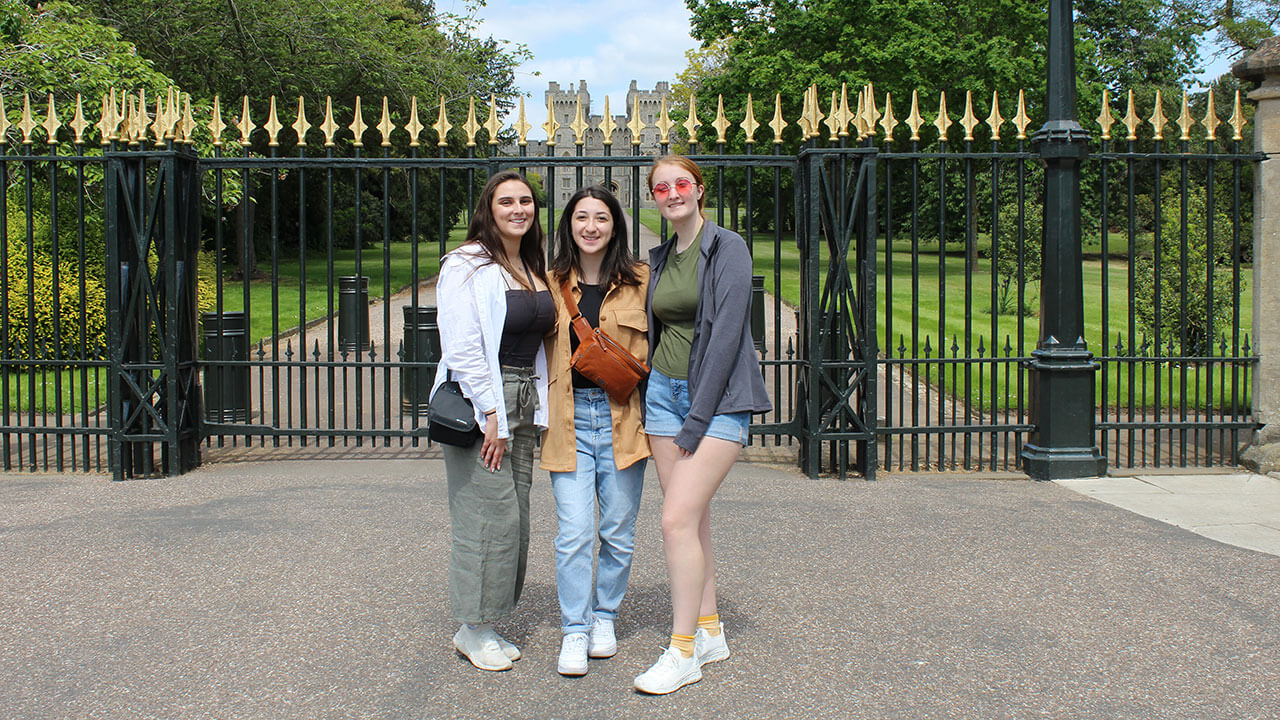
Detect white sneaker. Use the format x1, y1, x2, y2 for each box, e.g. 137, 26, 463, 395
588, 617, 617, 658
633, 647, 702, 695
557, 632, 589, 676
695, 624, 730, 666
453, 624, 513, 671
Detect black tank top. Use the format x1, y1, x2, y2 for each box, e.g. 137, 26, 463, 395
499, 288, 554, 367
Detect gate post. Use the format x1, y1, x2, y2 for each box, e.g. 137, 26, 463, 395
1020, 0, 1107, 479
104, 147, 203, 479
1236, 37, 1280, 471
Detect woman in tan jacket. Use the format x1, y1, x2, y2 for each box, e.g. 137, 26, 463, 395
542, 185, 650, 677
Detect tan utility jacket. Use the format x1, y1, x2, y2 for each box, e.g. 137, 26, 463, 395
540, 265, 651, 472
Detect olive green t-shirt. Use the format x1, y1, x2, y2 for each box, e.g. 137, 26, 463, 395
651, 234, 701, 379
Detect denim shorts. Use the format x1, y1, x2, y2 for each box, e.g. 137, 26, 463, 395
644, 368, 750, 446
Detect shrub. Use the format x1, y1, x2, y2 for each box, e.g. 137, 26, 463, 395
1133, 190, 1238, 353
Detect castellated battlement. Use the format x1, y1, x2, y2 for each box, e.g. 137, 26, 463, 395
514, 80, 672, 211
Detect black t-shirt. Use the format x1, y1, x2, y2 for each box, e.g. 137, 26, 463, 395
571, 282, 606, 389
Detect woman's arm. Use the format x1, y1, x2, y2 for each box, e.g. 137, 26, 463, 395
437, 255, 500, 418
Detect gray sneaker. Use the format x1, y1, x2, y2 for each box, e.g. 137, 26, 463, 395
558, 632, 589, 676
694, 624, 730, 666
453, 624, 513, 671
588, 617, 617, 658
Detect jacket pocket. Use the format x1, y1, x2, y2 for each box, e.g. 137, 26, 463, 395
612, 309, 648, 333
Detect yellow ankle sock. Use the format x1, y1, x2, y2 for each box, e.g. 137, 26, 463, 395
670, 633, 695, 658
697, 614, 722, 636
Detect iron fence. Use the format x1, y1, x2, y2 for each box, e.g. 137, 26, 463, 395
0, 87, 1261, 477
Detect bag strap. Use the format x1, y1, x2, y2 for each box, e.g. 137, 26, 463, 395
559, 278, 596, 344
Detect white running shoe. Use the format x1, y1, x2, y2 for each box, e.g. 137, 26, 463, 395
633, 647, 702, 695
694, 624, 730, 666
588, 617, 617, 658
453, 624, 513, 671
558, 632, 590, 676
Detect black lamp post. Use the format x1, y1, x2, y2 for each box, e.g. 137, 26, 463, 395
1021, 0, 1107, 479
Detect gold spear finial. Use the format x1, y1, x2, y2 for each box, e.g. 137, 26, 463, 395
349, 96, 368, 147
42, 93, 62, 145
809, 85, 825, 139
906, 90, 924, 141
208, 95, 226, 146
769, 92, 787, 144
543, 93, 559, 147
1149, 89, 1167, 140
434, 95, 452, 147
601, 96, 615, 146
164, 87, 180, 139
463, 96, 480, 147
70, 94, 89, 144
712, 95, 731, 144
405, 96, 423, 147
741, 94, 759, 144
514, 97, 531, 146
133, 89, 151, 142
864, 84, 881, 140
93, 92, 111, 145
236, 95, 254, 146
1176, 90, 1194, 141
875, 93, 895, 142
18, 93, 37, 144
321, 96, 339, 146
986, 91, 1005, 141
377, 96, 396, 147
1014, 89, 1031, 139
150, 95, 166, 146
1229, 89, 1244, 140
484, 96, 501, 145
1122, 89, 1140, 140
569, 94, 588, 145
179, 93, 196, 144
293, 96, 312, 146
797, 87, 813, 138
656, 96, 675, 145
960, 91, 979, 141
1201, 88, 1220, 141
627, 94, 645, 145
1095, 89, 1114, 140
683, 93, 701, 144
933, 91, 952, 143
264, 95, 284, 147
824, 89, 842, 141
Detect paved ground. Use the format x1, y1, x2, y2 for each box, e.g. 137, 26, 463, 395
3, 459, 1279, 720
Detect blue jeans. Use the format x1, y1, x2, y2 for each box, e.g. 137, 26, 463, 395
550, 387, 647, 635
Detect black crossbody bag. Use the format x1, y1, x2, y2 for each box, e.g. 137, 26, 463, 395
427, 371, 483, 447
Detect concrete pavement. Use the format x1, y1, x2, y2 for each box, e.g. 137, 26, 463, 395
1057, 471, 1280, 556
3, 458, 1280, 719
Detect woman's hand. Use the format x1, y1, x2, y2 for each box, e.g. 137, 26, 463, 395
480, 413, 506, 471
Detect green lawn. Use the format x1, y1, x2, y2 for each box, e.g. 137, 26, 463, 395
214, 229, 470, 345
10, 219, 1253, 413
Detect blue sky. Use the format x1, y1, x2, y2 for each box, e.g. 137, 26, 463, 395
455, 0, 700, 139
455, 0, 1246, 139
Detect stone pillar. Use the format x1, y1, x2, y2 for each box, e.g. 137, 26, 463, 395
1236, 37, 1280, 472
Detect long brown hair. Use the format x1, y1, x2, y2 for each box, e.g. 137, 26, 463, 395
464, 170, 547, 290
550, 185, 642, 290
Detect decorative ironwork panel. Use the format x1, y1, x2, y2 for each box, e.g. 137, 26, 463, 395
104, 149, 202, 479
